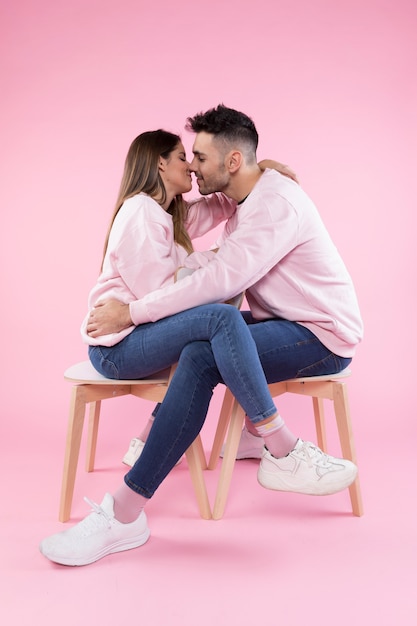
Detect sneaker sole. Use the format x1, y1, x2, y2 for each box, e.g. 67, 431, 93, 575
220, 451, 263, 460
40, 528, 151, 567
257, 466, 357, 496
235, 450, 263, 460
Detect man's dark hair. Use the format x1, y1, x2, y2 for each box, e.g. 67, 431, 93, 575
186, 104, 258, 154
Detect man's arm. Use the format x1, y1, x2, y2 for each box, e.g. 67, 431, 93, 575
87, 300, 132, 337
87, 163, 299, 337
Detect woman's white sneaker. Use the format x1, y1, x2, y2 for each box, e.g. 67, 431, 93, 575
122, 438, 145, 466
122, 437, 183, 467
220, 426, 264, 460
257, 439, 357, 496
39, 493, 150, 566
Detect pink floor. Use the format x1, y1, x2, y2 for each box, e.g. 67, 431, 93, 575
1, 387, 415, 626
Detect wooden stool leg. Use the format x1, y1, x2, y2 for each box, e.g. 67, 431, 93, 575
332, 382, 364, 517
86, 400, 101, 472
312, 396, 327, 451
59, 386, 87, 522
185, 440, 212, 520
212, 401, 245, 520
192, 434, 207, 470
208, 388, 235, 470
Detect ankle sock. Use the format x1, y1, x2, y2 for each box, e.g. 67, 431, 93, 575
112, 483, 148, 524
255, 414, 298, 458
245, 416, 261, 437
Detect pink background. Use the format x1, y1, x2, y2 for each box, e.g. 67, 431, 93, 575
1, 1, 416, 625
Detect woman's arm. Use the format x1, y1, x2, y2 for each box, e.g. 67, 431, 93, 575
258, 160, 299, 183
185, 160, 298, 240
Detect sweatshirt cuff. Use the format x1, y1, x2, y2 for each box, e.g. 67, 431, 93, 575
129, 300, 151, 326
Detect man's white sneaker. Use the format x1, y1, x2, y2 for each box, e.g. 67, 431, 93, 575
257, 439, 357, 496
39, 493, 150, 566
123, 438, 145, 467
122, 437, 183, 468
220, 426, 264, 460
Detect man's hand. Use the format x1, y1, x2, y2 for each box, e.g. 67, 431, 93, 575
86, 299, 133, 337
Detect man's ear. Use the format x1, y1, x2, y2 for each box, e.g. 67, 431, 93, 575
226, 150, 243, 173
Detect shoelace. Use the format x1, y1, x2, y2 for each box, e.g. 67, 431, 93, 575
298, 441, 331, 468
75, 497, 114, 535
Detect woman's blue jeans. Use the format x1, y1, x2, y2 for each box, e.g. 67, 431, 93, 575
89, 307, 351, 499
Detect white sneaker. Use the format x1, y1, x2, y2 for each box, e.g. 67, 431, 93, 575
39, 493, 150, 566
122, 438, 145, 467
122, 437, 183, 468
257, 439, 357, 496
220, 426, 264, 460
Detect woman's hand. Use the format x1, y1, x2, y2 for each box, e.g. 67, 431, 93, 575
258, 159, 299, 183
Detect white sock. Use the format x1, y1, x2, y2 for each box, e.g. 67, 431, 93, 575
255, 414, 298, 458
112, 483, 148, 523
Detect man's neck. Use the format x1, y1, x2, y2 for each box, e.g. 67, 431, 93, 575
223, 166, 263, 203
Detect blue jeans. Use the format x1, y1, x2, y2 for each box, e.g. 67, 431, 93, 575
90, 308, 351, 499
89, 304, 276, 422
240, 311, 352, 382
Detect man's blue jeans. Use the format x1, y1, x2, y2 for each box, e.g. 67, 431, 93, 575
90, 306, 351, 499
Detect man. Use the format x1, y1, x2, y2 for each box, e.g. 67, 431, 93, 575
87, 103, 363, 463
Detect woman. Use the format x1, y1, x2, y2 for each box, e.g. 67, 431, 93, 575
40, 129, 356, 567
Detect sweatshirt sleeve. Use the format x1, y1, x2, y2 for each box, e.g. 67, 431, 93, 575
129, 182, 300, 325
96, 197, 180, 305
114, 219, 178, 297
185, 193, 237, 239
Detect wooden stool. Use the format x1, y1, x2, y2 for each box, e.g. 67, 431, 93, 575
59, 361, 211, 522
208, 369, 363, 519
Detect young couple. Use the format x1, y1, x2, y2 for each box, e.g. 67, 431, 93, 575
40, 105, 363, 567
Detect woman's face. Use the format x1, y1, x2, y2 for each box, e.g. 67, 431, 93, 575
159, 142, 192, 196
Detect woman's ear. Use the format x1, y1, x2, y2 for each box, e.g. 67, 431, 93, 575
158, 158, 167, 172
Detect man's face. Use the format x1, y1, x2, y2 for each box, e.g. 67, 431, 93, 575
190, 132, 230, 195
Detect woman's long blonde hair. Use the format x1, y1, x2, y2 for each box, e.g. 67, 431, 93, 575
102, 130, 193, 267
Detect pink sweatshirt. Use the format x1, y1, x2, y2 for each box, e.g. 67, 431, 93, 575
82, 170, 363, 357
128, 170, 363, 357
80, 192, 233, 346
